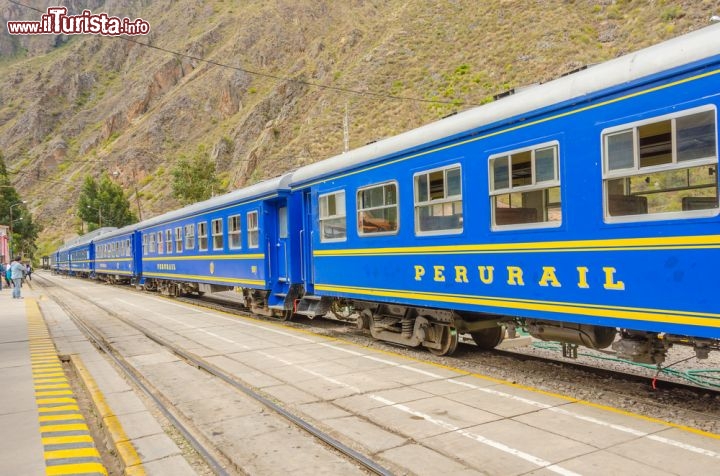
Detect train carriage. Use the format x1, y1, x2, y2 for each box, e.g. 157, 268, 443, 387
136, 175, 302, 318
55, 227, 117, 277
289, 24, 720, 361
65, 236, 95, 277
55, 246, 70, 274
93, 225, 141, 284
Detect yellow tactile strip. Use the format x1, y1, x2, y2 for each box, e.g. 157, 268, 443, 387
71, 355, 146, 475
26, 299, 108, 476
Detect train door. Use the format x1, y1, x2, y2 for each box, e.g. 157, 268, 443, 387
276, 201, 289, 283
265, 197, 289, 285
301, 190, 315, 294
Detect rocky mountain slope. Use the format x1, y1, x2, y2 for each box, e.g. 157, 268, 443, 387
0, 0, 717, 253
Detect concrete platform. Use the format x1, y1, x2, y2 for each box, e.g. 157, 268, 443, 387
0, 283, 106, 476
0, 279, 197, 476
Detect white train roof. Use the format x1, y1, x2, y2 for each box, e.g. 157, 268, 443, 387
135, 174, 291, 230
57, 227, 117, 252
289, 23, 720, 186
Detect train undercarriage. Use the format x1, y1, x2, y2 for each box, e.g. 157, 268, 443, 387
137, 277, 720, 363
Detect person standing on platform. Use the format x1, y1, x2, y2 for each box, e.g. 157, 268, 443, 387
4, 263, 11, 288
0, 263, 4, 290
10, 257, 24, 299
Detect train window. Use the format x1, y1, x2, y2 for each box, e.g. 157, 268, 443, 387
165, 229, 173, 254
603, 107, 718, 221
229, 215, 242, 249
414, 165, 463, 234
489, 143, 561, 228
126, 239, 131, 257
184, 224, 195, 250
174, 227, 183, 253
357, 182, 398, 235
319, 191, 347, 242
278, 207, 288, 239
248, 211, 259, 248
212, 218, 224, 250
149, 233, 156, 253
142, 236, 148, 256
157, 231, 164, 255
198, 222, 208, 251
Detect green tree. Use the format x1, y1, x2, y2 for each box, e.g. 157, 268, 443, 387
0, 153, 40, 260
171, 146, 224, 205
77, 174, 137, 230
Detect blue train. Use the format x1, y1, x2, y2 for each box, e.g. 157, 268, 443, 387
53, 24, 720, 363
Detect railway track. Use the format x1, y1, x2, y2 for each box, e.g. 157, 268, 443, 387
179, 292, 720, 396
34, 273, 393, 475
171, 289, 720, 433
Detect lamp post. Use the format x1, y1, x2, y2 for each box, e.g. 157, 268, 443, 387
9, 200, 27, 258
86, 205, 103, 227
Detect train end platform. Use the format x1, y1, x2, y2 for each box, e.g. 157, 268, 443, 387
0, 281, 196, 476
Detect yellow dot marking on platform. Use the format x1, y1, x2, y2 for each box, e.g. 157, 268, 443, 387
25, 298, 109, 476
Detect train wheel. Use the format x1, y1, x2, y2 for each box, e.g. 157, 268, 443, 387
429, 326, 459, 356
470, 326, 504, 349
274, 309, 293, 321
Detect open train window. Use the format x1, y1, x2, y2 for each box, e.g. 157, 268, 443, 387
212, 218, 223, 250
198, 221, 208, 251
414, 164, 463, 234
174, 227, 183, 253
184, 224, 195, 250
357, 182, 398, 236
247, 211, 259, 248
229, 214, 242, 250
603, 106, 718, 221
165, 229, 173, 254
489, 142, 561, 229
319, 191, 347, 242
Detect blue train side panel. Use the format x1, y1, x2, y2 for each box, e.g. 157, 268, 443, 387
289, 25, 720, 355
94, 226, 140, 283
135, 176, 302, 316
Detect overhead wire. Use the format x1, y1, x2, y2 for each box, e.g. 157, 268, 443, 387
4, 0, 481, 106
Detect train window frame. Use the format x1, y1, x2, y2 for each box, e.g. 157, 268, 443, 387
184, 224, 195, 250
198, 221, 208, 251
413, 164, 463, 236
157, 231, 164, 255
174, 227, 183, 253
602, 105, 719, 223
357, 181, 399, 237
212, 218, 224, 251
165, 229, 173, 254
319, 190, 347, 242
228, 214, 242, 250
488, 141, 562, 230
247, 211, 259, 249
